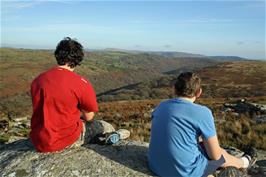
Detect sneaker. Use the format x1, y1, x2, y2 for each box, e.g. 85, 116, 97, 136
105, 132, 120, 145
242, 146, 257, 168
116, 129, 130, 140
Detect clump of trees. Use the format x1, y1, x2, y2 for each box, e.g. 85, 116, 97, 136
98, 76, 176, 102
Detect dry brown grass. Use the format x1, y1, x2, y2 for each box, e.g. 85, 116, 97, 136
97, 97, 266, 150
1, 49, 265, 149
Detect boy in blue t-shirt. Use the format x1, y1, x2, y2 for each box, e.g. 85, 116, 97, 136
148, 72, 256, 177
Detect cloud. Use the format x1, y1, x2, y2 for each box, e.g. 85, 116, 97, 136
134, 45, 142, 48
240, 1, 265, 9
164, 44, 172, 48
2, 0, 75, 16
255, 41, 263, 44
236, 41, 265, 46
129, 17, 234, 25
3, 23, 143, 36
2, 1, 40, 10
176, 17, 234, 24
1, 1, 41, 16
3, 23, 112, 32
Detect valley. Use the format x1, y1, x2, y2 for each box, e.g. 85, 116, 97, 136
0, 48, 265, 150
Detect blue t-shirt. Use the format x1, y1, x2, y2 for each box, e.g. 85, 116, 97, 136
148, 98, 216, 177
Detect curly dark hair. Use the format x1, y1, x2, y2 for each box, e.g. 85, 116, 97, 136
174, 72, 201, 97
54, 37, 84, 68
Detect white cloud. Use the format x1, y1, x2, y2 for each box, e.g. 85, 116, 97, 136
177, 18, 234, 24
2, 1, 40, 10
1, 1, 40, 16
240, 1, 265, 9
3, 23, 110, 32
164, 44, 172, 48
2, 23, 144, 36
1, 0, 75, 16
129, 18, 234, 25
237, 41, 245, 45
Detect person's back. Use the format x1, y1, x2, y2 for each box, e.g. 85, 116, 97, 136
30, 37, 98, 152
148, 98, 215, 177
31, 67, 97, 152
148, 72, 257, 177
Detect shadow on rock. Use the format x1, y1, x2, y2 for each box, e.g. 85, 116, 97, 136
0, 139, 35, 152
85, 141, 155, 176
257, 160, 266, 167
248, 160, 266, 177
0, 139, 35, 172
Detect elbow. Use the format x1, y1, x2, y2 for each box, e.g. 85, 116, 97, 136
212, 154, 222, 161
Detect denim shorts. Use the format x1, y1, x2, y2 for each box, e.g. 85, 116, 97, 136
202, 155, 226, 177
71, 120, 105, 148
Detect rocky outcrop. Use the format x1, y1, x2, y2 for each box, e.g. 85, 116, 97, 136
0, 139, 153, 177
222, 99, 266, 126
1, 139, 266, 177
223, 99, 266, 116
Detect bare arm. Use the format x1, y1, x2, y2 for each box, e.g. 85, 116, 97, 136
81, 111, 95, 122
203, 135, 222, 160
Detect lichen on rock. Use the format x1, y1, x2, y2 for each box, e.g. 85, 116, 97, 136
0, 139, 265, 177
0, 139, 154, 177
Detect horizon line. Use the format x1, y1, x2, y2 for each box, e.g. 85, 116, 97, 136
1, 46, 265, 61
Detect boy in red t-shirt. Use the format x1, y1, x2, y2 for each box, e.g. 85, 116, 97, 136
30, 37, 99, 152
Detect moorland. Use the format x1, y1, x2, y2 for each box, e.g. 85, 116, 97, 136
0, 48, 265, 150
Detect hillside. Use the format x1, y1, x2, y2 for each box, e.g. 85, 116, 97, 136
100, 48, 248, 60
95, 61, 266, 150
0, 48, 219, 117
98, 61, 266, 102
0, 48, 265, 151
97, 48, 205, 58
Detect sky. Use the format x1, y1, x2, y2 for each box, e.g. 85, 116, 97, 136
1, 0, 265, 59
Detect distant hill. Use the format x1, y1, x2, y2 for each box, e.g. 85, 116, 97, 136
147, 51, 205, 58
90, 48, 205, 58
94, 48, 247, 60
208, 56, 247, 61
0, 48, 221, 96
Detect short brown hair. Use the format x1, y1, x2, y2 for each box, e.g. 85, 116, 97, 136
54, 37, 84, 68
174, 72, 201, 97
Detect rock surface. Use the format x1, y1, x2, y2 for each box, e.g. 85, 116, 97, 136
0, 139, 153, 177
222, 99, 266, 120
1, 139, 266, 177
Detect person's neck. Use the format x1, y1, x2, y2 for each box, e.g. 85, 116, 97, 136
58, 65, 75, 72
178, 96, 196, 103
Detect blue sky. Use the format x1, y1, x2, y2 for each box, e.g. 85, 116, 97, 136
1, 0, 265, 59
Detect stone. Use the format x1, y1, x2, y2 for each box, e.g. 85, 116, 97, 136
0, 139, 265, 177
255, 115, 266, 124
223, 100, 266, 115
0, 139, 154, 177
98, 120, 115, 134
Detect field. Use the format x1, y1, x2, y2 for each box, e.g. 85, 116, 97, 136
0, 48, 218, 117
97, 97, 266, 150
0, 48, 265, 150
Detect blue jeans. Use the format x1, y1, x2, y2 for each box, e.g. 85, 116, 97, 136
202, 155, 226, 177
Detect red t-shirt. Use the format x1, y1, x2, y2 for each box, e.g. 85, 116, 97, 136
30, 67, 98, 152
